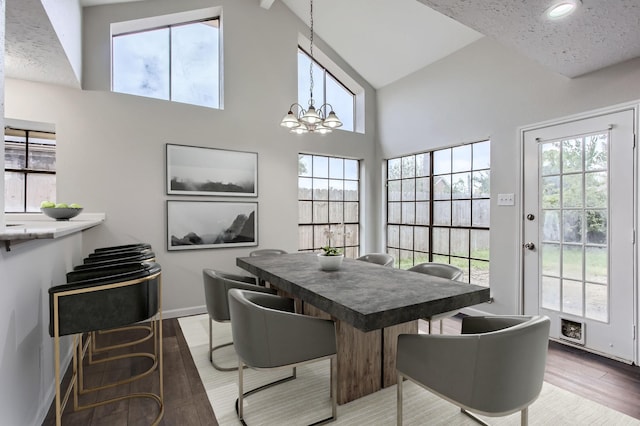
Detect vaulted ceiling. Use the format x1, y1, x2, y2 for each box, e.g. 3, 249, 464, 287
5, 0, 640, 89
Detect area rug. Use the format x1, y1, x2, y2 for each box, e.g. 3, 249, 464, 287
178, 314, 639, 425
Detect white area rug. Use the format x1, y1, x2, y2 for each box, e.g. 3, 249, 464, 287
179, 314, 640, 426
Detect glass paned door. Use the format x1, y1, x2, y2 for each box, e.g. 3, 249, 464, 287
539, 133, 609, 321
523, 109, 636, 363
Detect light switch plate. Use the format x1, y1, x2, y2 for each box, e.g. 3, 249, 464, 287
497, 193, 515, 206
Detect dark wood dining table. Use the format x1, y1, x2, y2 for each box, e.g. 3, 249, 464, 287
237, 252, 490, 404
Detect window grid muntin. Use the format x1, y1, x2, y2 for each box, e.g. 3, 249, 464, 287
4, 128, 56, 213
386, 141, 490, 286
538, 132, 610, 322
298, 153, 360, 258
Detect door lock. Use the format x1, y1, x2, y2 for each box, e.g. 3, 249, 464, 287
523, 242, 535, 250
526, 214, 535, 221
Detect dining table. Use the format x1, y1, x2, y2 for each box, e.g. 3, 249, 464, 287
237, 252, 491, 405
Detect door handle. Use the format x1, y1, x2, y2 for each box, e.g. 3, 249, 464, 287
523, 242, 535, 250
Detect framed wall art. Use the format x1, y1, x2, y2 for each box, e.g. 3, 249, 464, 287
166, 143, 258, 196
167, 200, 258, 251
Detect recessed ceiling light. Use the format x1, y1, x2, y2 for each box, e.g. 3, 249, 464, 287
545, 1, 580, 19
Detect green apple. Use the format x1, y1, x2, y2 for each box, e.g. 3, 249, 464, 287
40, 200, 55, 208
55, 203, 69, 208
69, 203, 82, 208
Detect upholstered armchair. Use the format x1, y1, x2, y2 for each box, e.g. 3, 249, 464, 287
228, 288, 337, 425
408, 262, 465, 333
202, 269, 276, 371
396, 315, 550, 425
249, 248, 288, 256
357, 253, 395, 267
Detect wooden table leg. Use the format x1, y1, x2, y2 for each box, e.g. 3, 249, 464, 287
299, 300, 418, 404
305, 302, 382, 404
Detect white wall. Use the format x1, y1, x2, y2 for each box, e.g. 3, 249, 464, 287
41, 0, 83, 84
377, 37, 640, 315
0, 236, 83, 426
5, 0, 377, 317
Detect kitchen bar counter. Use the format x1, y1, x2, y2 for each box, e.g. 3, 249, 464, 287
1, 213, 105, 250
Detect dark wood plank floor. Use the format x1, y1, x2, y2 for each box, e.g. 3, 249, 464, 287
42, 318, 217, 426
44, 316, 640, 425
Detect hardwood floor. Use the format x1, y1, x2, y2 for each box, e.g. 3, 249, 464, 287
43, 316, 640, 425
42, 319, 217, 426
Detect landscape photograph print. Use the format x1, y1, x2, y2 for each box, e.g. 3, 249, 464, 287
167, 200, 258, 250
166, 143, 258, 196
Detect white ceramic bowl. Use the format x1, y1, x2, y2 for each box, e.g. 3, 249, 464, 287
41, 207, 83, 220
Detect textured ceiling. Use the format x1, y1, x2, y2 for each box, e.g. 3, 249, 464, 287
5, 0, 640, 89
5, 0, 80, 88
419, 0, 640, 78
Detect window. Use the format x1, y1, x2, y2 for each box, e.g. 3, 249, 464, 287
298, 49, 355, 132
4, 128, 56, 213
298, 154, 360, 258
112, 16, 220, 108
386, 141, 490, 286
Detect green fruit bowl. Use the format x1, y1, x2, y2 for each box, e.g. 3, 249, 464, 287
41, 207, 83, 221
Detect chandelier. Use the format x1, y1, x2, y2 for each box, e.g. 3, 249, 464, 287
280, 0, 342, 134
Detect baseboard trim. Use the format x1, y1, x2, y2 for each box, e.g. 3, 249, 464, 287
162, 305, 207, 319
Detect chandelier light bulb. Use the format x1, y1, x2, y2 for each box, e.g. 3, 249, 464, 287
280, 0, 343, 135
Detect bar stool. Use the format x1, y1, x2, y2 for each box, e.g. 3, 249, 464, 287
73, 251, 156, 269
67, 260, 158, 363
49, 261, 164, 425
93, 243, 152, 253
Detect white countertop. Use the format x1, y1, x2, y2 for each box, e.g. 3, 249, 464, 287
1, 213, 106, 245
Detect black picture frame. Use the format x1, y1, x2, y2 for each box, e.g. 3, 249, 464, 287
166, 200, 258, 251
166, 143, 258, 196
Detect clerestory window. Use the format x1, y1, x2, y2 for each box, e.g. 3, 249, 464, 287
112, 11, 220, 109
298, 49, 355, 132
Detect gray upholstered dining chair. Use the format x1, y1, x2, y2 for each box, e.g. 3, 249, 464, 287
396, 315, 550, 426
202, 269, 276, 371
228, 288, 337, 425
249, 249, 288, 286
408, 262, 464, 333
249, 248, 288, 256
357, 252, 395, 267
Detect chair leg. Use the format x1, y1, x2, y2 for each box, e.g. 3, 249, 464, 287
461, 408, 490, 426
209, 317, 245, 372
427, 319, 432, 334
397, 372, 403, 426
439, 320, 444, 334
238, 360, 244, 420
234, 360, 331, 426
521, 407, 528, 426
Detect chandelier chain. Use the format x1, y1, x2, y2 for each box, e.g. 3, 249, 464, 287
309, 0, 314, 107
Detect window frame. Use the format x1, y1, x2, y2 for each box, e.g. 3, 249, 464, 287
385, 140, 491, 286
298, 47, 355, 132
110, 8, 222, 108
4, 127, 57, 213
298, 153, 361, 258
